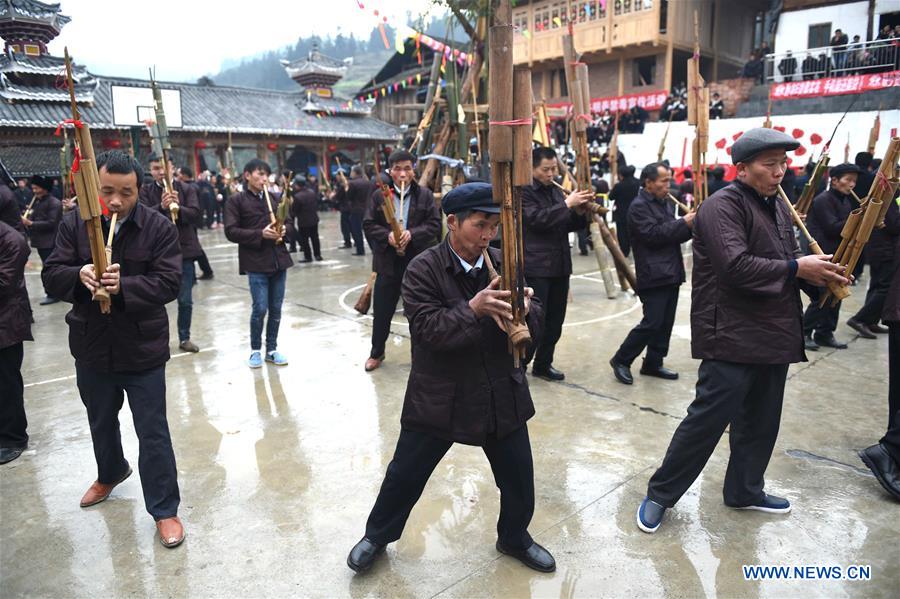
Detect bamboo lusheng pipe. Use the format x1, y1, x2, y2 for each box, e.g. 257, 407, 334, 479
262, 186, 285, 245
354, 272, 377, 315
22, 195, 37, 219
64, 48, 110, 313
794, 153, 830, 215
666, 193, 692, 214
588, 218, 618, 299
378, 178, 405, 257
334, 157, 349, 192
481, 248, 531, 353
551, 180, 609, 215
776, 185, 851, 302
148, 69, 178, 224
657, 117, 672, 162
594, 214, 636, 291
867, 109, 880, 155
105, 212, 117, 265
870, 137, 900, 228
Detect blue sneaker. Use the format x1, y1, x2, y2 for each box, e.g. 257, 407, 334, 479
265, 351, 288, 366
727, 493, 791, 514
247, 351, 263, 368
636, 497, 666, 533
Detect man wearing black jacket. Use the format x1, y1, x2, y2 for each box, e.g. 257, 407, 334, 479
141, 156, 204, 353
22, 175, 62, 305
610, 163, 694, 384
848, 198, 899, 338
521, 146, 592, 381
42, 151, 185, 547
224, 159, 294, 368
362, 150, 441, 372
347, 183, 554, 574
802, 163, 860, 350
290, 177, 322, 262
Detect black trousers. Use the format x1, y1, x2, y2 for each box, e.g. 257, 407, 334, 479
365, 426, 535, 551
371, 264, 404, 359
803, 286, 841, 337
647, 360, 788, 508
37, 247, 54, 296
526, 275, 570, 369
339, 210, 352, 245
298, 224, 321, 259
0, 343, 27, 448
852, 259, 893, 325
75, 363, 180, 520
196, 249, 213, 276
613, 284, 679, 368
349, 213, 365, 255
883, 324, 900, 463
614, 218, 631, 257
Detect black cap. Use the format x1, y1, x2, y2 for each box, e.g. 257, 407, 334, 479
828, 163, 861, 179
731, 128, 800, 164
30, 175, 53, 191
441, 182, 500, 215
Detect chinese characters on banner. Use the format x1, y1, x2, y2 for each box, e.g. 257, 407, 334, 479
770, 70, 900, 100
546, 89, 667, 118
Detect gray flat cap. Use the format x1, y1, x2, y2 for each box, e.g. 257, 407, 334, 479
731, 128, 800, 164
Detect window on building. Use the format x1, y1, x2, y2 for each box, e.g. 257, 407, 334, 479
633, 56, 655, 86
808, 23, 831, 49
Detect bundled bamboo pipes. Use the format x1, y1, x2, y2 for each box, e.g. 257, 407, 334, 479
148, 69, 178, 223
488, 0, 531, 366
795, 153, 831, 214
687, 11, 709, 207
63, 48, 111, 314
820, 137, 900, 306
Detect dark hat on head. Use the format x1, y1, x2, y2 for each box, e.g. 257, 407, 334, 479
30, 175, 53, 191
731, 128, 800, 164
441, 182, 500, 215
828, 163, 861, 179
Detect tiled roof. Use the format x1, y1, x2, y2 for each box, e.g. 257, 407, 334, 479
0, 142, 62, 177
0, 58, 401, 141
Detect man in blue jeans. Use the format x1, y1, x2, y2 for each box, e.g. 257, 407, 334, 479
139, 155, 203, 352
224, 159, 294, 367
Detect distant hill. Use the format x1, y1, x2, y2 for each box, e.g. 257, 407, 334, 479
205, 17, 466, 96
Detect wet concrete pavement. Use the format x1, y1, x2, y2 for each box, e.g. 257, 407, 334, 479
2, 212, 897, 598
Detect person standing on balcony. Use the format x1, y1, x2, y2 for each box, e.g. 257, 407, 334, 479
778, 51, 798, 82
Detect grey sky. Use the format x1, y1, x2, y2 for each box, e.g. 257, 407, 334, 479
47, 0, 440, 81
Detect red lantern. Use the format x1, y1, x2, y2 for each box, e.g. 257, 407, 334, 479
194, 140, 208, 149
328, 144, 337, 152
267, 143, 278, 152
102, 138, 122, 149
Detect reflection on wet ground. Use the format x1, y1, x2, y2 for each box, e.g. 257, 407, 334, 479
3, 213, 897, 597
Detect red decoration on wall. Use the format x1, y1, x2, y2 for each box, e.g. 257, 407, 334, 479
794, 145, 807, 156
715, 138, 727, 149
791, 128, 804, 139
328, 144, 337, 152
809, 133, 823, 145
773, 126, 786, 133
267, 143, 278, 151
732, 132, 743, 141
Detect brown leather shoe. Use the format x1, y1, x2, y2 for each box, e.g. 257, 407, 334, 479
364, 356, 383, 372
156, 516, 185, 548
80, 467, 133, 508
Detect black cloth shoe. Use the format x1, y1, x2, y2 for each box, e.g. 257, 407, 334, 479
847, 318, 877, 339
341, 242, 353, 249
814, 334, 848, 349
347, 537, 385, 572
640, 364, 679, 380
39, 296, 59, 305
299, 257, 313, 263
315, 255, 324, 261
804, 335, 819, 351
532, 365, 565, 381
869, 323, 889, 335
354, 251, 366, 256
609, 358, 633, 385
198, 272, 214, 281
0, 445, 26, 464
858, 444, 900, 501
496, 541, 556, 573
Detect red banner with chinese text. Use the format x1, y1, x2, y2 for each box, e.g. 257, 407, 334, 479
769, 70, 900, 100
546, 89, 668, 119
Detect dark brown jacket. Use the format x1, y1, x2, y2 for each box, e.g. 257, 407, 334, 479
224, 189, 294, 274
291, 188, 319, 228
628, 188, 693, 292
0, 185, 24, 234
42, 203, 182, 373
364, 180, 441, 276
139, 180, 203, 259
401, 240, 543, 445
27, 194, 62, 249
0, 220, 33, 349
882, 236, 900, 323
691, 180, 805, 364
339, 177, 372, 216
868, 198, 899, 263
806, 188, 855, 255
521, 180, 588, 279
